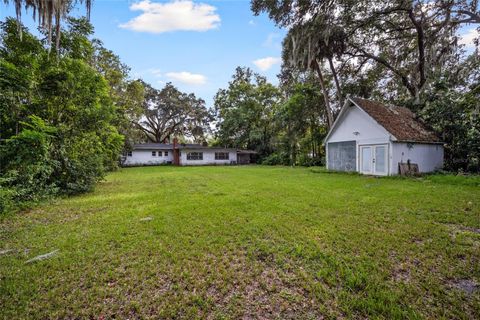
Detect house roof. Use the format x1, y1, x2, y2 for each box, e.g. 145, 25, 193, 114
131, 143, 237, 151
132, 143, 174, 150
237, 150, 258, 154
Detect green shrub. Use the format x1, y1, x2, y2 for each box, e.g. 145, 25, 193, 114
0, 116, 58, 209
298, 155, 324, 167
0, 185, 16, 215
261, 153, 287, 165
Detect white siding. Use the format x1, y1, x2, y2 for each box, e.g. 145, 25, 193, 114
124, 150, 173, 166
392, 142, 444, 174
326, 104, 392, 173
180, 149, 237, 166
327, 104, 391, 145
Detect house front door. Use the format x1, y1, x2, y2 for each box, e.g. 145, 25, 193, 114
359, 144, 388, 175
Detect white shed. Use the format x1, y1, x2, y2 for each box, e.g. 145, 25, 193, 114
324, 97, 444, 176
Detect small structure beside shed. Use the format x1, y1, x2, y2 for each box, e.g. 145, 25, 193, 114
324, 97, 444, 176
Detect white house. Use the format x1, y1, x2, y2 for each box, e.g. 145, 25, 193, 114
123, 142, 254, 166
324, 97, 444, 176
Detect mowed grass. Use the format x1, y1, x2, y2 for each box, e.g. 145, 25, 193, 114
1, 166, 479, 319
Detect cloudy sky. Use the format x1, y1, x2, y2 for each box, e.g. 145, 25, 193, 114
1, 0, 286, 108
1, 1, 478, 109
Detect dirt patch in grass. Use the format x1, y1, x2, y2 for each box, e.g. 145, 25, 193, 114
448, 279, 479, 295
201, 251, 320, 319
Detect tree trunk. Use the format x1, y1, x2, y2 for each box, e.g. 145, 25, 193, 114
313, 59, 334, 129
327, 56, 343, 108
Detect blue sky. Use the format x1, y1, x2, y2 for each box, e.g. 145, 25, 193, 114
1, 0, 287, 108
1, 1, 478, 109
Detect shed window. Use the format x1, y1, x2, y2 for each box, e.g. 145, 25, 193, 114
152, 151, 156, 156
215, 152, 229, 160
164, 151, 168, 156
187, 152, 203, 160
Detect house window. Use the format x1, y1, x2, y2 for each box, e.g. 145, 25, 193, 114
164, 151, 168, 156
127, 151, 132, 157
187, 152, 203, 160
158, 150, 163, 156
152, 151, 156, 156
215, 152, 229, 160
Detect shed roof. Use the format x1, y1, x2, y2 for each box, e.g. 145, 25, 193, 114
350, 97, 441, 143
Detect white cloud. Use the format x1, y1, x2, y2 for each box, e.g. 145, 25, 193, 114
119, 0, 221, 33
248, 20, 255, 26
253, 57, 281, 71
459, 28, 479, 48
165, 71, 207, 85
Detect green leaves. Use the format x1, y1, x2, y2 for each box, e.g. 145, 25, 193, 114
0, 18, 127, 213
137, 81, 211, 143
214, 67, 281, 156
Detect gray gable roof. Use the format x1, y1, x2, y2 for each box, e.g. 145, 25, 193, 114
132, 143, 237, 151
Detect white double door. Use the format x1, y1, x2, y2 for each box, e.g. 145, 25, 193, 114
359, 144, 388, 175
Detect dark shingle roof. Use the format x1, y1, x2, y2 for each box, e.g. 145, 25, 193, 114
351, 97, 441, 143
132, 143, 173, 150
132, 143, 237, 151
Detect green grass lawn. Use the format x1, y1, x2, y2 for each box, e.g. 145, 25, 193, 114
1, 166, 479, 319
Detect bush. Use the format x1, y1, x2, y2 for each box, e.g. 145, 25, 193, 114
261, 153, 287, 165
0, 185, 16, 215
299, 155, 324, 167
0, 116, 58, 210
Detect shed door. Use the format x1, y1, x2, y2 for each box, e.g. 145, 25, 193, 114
374, 145, 387, 175
360, 146, 373, 174
360, 144, 388, 175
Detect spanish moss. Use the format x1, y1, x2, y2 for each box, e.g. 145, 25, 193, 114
7, 0, 91, 48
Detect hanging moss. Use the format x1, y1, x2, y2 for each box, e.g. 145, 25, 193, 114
9, 0, 91, 48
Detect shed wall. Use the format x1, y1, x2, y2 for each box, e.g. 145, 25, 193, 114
391, 143, 444, 174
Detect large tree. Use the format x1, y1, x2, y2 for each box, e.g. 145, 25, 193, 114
137, 82, 211, 143
281, 18, 346, 127
6, 0, 91, 48
253, 0, 480, 107
0, 17, 147, 212
275, 81, 327, 165
214, 67, 281, 156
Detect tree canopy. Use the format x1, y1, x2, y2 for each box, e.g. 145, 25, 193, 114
250, 0, 480, 171
136, 81, 212, 144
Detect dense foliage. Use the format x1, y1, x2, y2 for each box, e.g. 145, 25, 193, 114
213, 67, 326, 165
0, 18, 139, 213
136, 81, 212, 144
213, 67, 280, 158
248, 0, 480, 172
2, 1, 479, 214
